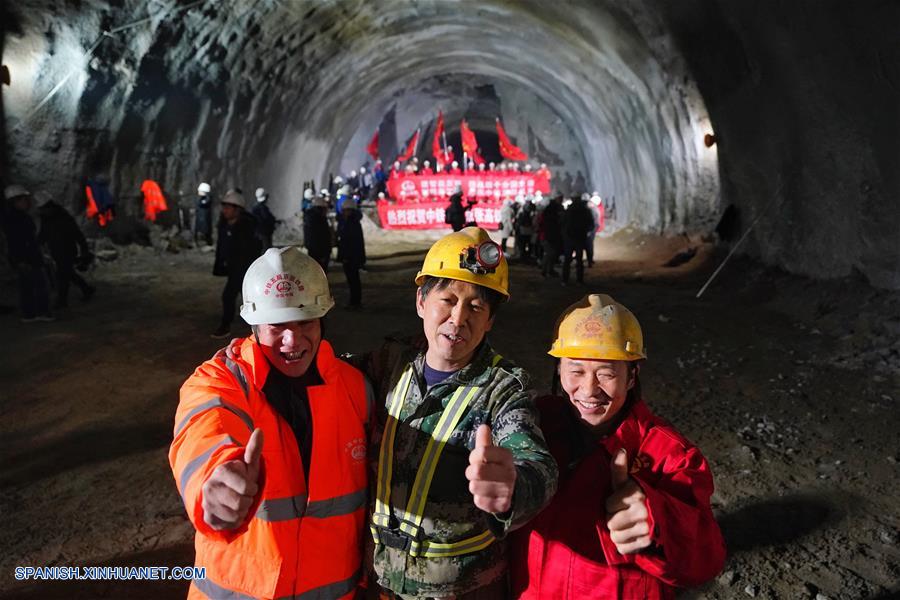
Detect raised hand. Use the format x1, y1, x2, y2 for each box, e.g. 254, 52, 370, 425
465, 424, 517, 514
605, 449, 652, 554
201, 428, 264, 530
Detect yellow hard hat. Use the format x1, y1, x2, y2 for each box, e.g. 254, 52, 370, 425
414, 227, 509, 298
548, 294, 646, 360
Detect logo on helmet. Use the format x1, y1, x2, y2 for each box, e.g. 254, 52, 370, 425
264, 273, 305, 298
577, 316, 610, 337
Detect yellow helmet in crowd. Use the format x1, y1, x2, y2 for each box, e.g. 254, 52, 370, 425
415, 227, 509, 298
548, 294, 646, 360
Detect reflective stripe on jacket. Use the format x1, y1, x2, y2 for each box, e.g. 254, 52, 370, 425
511, 397, 726, 599
170, 338, 368, 600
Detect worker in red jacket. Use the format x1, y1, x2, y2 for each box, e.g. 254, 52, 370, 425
511, 294, 726, 599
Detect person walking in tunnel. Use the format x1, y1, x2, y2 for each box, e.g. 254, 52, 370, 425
211, 189, 262, 338
586, 192, 604, 268
499, 198, 516, 253
510, 294, 726, 598
337, 201, 366, 309
444, 189, 469, 232
304, 194, 334, 272
3, 185, 54, 322
561, 195, 593, 286
514, 197, 535, 260
251, 187, 277, 250
538, 194, 564, 279
38, 195, 95, 308
346, 227, 557, 599
194, 182, 213, 247
171, 246, 370, 600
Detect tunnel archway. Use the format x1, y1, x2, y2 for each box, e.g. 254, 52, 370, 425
4, 0, 716, 234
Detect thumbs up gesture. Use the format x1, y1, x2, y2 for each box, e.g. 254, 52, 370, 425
605, 449, 652, 554
466, 424, 517, 514
201, 428, 264, 530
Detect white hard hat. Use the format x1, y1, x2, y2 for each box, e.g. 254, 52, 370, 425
360, 167, 366, 173
524, 164, 533, 171
590, 194, 602, 205
303, 188, 314, 200
334, 176, 344, 184
451, 161, 459, 167
423, 160, 430, 166
350, 170, 357, 177
241, 247, 334, 325
4, 184, 31, 200
197, 182, 211, 195
377, 192, 385, 199
255, 187, 267, 200
222, 189, 246, 208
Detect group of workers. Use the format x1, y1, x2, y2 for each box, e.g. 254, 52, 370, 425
3, 184, 95, 322
171, 226, 726, 599
498, 192, 605, 286
203, 183, 366, 338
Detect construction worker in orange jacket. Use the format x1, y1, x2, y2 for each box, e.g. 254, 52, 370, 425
170, 246, 370, 599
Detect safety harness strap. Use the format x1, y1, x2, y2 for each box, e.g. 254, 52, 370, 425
371, 354, 504, 558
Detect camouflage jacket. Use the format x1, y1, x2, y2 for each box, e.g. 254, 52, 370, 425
348, 336, 558, 598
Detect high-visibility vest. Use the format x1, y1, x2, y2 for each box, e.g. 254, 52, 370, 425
170, 338, 368, 600
370, 355, 502, 559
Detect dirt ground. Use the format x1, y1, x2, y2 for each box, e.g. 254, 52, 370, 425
1, 222, 898, 599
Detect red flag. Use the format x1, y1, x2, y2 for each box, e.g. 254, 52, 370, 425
366, 129, 379, 160
396, 128, 420, 162
460, 119, 485, 165
496, 118, 529, 161
433, 111, 445, 164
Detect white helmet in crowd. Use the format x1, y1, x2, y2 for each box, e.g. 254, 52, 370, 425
350, 170, 357, 177
303, 188, 315, 200
4, 184, 30, 200
360, 166, 367, 174
255, 187, 267, 201
451, 161, 459, 168
334, 175, 344, 185
241, 246, 335, 325
423, 160, 430, 167
590, 192, 602, 205
524, 164, 533, 171
222, 189, 246, 208
198, 182, 211, 195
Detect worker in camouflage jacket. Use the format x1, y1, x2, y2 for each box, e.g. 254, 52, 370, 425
347, 227, 558, 599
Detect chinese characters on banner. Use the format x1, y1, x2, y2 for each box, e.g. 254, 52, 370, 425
377, 200, 505, 230
386, 173, 550, 204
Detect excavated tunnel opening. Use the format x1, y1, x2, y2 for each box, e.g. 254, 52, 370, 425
2, 2, 900, 600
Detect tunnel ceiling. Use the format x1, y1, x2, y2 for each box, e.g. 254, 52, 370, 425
4, 0, 899, 288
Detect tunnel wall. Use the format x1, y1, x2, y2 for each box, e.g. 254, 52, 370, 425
661, 0, 900, 289
5, 1, 897, 289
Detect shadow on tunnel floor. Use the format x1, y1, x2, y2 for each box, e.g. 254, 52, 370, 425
718, 492, 844, 554
0, 543, 194, 599
0, 422, 170, 488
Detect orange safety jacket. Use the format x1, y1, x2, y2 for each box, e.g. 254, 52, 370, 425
170, 338, 368, 600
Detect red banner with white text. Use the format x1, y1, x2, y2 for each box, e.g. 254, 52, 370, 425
386, 173, 550, 204
377, 199, 504, 230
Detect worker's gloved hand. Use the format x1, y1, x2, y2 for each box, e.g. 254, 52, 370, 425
215, 338, 244, 363
466, 424, 516, 514
201, 428, 264, 530
605, 449, 652, 554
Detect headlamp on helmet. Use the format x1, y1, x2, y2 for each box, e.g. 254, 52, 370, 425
460, 241, 502, 275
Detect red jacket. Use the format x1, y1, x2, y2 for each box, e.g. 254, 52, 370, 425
511, 397, 726, 599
